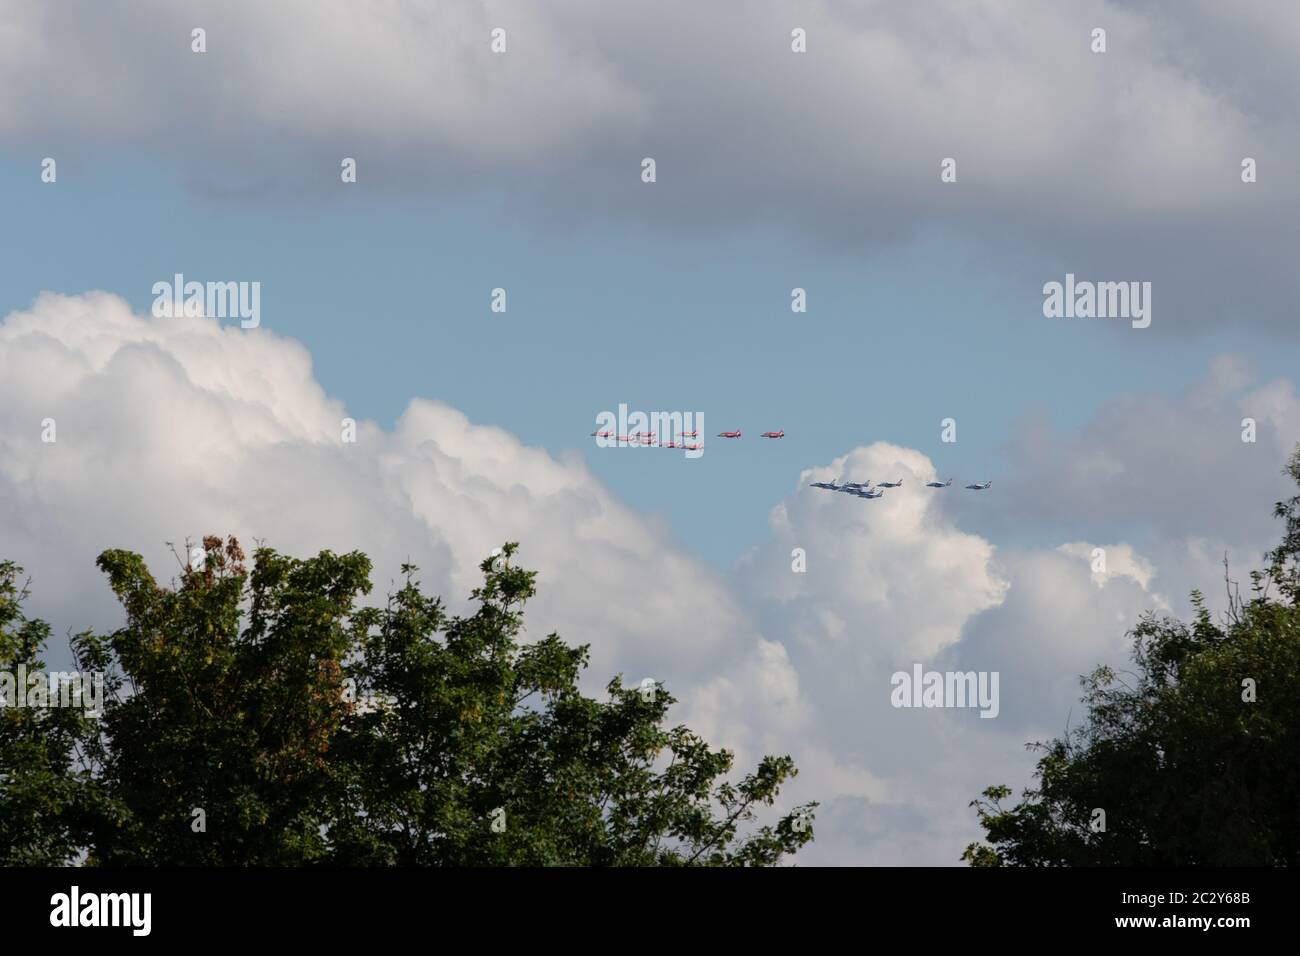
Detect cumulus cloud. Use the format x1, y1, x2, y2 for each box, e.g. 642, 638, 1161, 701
3, 292, 1292, 865
722, 443, 1192, 861
987, 354, 1300, 613
0, 291, 913, 859
0, 291, 751, 693
738, 442, 1007, 663
939, 544, 1166, 731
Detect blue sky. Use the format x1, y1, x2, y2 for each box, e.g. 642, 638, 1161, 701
4, 155, 1290, 567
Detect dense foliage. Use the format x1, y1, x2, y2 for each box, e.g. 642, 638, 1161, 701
964, 451, 1300, 865
0, 540, 814, 866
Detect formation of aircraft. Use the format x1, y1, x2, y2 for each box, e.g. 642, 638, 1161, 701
809, 476, 992, 498
590, 429, 995, 492
590, 427, 782, 449
807, 479, 882, 498
593, 432, 708, 448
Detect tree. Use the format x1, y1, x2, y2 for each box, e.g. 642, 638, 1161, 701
963, 450, 1300, 866
0, 562, 100, 864
1, 538, 815, 865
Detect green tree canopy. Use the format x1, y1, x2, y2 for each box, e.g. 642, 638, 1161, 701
963, 450, 1300, 866
0, 539, 814, 866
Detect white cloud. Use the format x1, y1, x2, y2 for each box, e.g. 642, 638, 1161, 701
992, 355, 1300, 611
3, 292, 1293, 865
0, 292, 747, 691
0, 293, 1022, 865
720, 442, 1198, 861
740, 443, 1007, 659
1056, 541, 1158, 591
938, 545, 1163, 732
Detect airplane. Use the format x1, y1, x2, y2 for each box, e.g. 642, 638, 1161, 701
925, 478, 953, 488
810, 481, 839, 490
616, 435, 634, 443
679, 430, 699, 438
682, 442, 703, 451
857, 487, 884, 499
877, 478, 903, 488
965, 480, 992, 490
717, 430, 742, 438
761, 430, 785, 438
591, 430, 613, 438
662, 440, 679, 448
633, 431, 656, 438
842, 480, 871, 490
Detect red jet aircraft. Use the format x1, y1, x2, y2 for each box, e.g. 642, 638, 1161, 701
717, 430, 742, 438
761, 430, 784, 438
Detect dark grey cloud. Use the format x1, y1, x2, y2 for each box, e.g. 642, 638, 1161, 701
3, 1, 1298, 334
